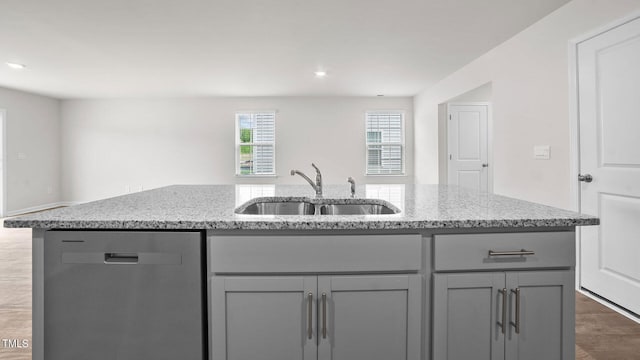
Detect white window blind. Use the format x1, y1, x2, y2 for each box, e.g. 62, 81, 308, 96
365, 184, 405, 211
235, 184, 276, 206
236, 112, 276, 176
366, 111, 404, 175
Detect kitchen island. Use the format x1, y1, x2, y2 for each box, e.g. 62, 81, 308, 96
5, 184, 598, 360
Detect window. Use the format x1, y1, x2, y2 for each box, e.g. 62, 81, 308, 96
365, 184, 405, 211
366, 111, 404, 175
236, 112, 276, 176
235, 184, 275, 206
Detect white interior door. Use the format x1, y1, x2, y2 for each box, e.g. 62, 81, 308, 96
578, 16, 640, 315
448, 104, 489, 192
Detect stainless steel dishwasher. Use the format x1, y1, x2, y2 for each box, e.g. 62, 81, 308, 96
44, 231, 205, 360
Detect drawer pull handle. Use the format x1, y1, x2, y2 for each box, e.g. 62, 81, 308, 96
307, 292, 313, 340
488, 249, 535, 257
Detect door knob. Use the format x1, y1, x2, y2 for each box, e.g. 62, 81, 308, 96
481, 163, 489, 168
578, 174, 593, 183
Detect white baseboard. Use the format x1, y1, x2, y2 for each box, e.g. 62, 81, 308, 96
58, 201, 83, 207
5, 202, 72, 217
578, 288, 640, 324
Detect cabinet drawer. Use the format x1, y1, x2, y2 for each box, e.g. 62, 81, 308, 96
209, 234, 422, 273
433, 231, 575, 271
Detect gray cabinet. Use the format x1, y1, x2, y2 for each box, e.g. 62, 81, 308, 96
432, 231, 576, 360
210, 276, 316, 360
211, 274, 421, 360
318, 275, 421, 360
504, 271, 574, 360
433, 271, 573, 360
433, 272, 504, 360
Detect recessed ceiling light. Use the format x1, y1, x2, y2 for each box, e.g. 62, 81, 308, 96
314, 71, 327, 77
6, 62, 26, 70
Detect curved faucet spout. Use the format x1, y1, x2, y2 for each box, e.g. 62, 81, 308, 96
290, 164, 323, 198
290, 170, 316, 188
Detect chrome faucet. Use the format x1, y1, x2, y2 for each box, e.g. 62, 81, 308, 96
347, 177, 356, 198
290, 163, 323, 198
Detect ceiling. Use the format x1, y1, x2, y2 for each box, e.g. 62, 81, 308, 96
0, 0, 571, 99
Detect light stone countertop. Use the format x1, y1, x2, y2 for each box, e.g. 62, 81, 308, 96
3, 184, 598, 230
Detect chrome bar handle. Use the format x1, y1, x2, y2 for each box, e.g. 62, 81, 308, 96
510, 288, 521, 334
498, 288, 507, 334
488, 249, 535, 257
322, 292, 327, 339
307, 292, 313, 339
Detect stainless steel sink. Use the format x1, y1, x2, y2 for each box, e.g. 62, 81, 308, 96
235, 197, 400, 215
238, 200, 315, 215
318, 203, 397, 215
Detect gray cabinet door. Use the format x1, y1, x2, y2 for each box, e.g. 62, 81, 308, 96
505, 271, 574, 360
433, 272, 505, 360
317, 274, 421, 360
433, 270, 574, 360
211, 276, 318, 360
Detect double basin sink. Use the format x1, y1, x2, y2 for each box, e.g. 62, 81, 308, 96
235, 197, 400, 215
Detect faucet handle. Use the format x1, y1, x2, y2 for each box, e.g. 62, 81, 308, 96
311, 163, 322, 185
307, 163, 322, 198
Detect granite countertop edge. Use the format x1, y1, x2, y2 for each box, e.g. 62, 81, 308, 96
3, 184, 600, 230
3, 218, 599, 230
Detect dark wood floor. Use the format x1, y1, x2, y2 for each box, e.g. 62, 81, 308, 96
576, 292, 640, 360
1, 219, 639, 359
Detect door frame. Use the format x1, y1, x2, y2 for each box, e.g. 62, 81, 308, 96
0, 108, 6, 218
446, 102, 493, 193
568, 11, 640, 315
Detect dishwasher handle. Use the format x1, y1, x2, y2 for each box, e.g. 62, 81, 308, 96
104, 253, 139, 264
63, 252, 181, 265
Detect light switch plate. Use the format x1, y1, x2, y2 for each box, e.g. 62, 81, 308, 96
534, 145, 550, 160
17, 152, 27, 160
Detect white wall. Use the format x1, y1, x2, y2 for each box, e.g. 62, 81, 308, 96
0, 86, 61, 215
414, 0, 640, 209
449, 82, 492, 103
62, 97, 413, 203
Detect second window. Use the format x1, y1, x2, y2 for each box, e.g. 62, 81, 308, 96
236, 112, 276, 176
366, 111, 404, 175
